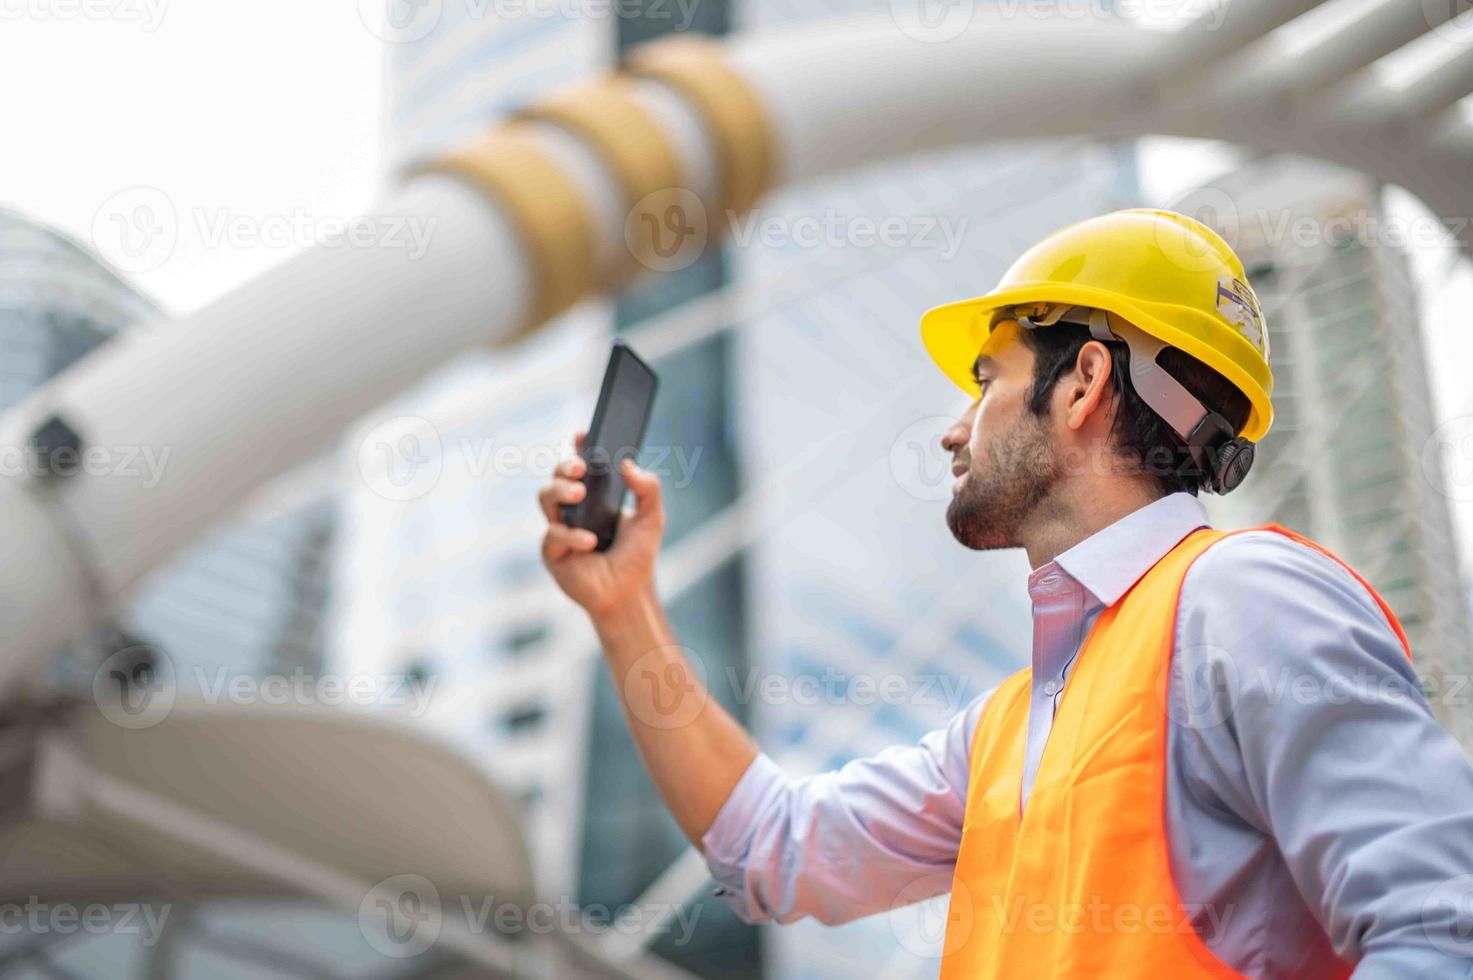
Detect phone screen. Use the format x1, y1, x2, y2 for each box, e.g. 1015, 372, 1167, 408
564, 341, 659, 551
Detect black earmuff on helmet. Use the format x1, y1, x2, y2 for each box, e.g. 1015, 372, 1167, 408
1184, 411, 1254, 495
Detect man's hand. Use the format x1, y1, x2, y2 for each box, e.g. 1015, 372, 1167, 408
538, 431, 665, 619
535, 431, 757, 847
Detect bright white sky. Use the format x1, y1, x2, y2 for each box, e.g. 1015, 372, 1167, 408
0, 2, 385, 315
2, 5, 1471, 574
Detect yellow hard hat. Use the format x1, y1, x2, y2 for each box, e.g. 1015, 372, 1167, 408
920, 208, 1274, 442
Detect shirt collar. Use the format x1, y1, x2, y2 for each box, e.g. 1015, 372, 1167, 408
1048, 492, 1211, 608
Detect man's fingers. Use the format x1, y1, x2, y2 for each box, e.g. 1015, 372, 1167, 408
551, 477, 586, 504
542, 523, 598, 561
538, 478, 586, 522
622, 459, 664, 524
556, 455, 586, 480
574, 430, 586, 453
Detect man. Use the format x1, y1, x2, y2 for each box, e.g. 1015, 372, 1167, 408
538, 210, 1473, 977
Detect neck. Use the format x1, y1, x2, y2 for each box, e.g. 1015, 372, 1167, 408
1017, 478, 1161, 569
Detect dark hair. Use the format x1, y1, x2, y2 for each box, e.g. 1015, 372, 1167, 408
1017, 322, 1252, 496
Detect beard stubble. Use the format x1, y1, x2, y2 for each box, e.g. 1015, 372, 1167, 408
945, 411, 1063, 551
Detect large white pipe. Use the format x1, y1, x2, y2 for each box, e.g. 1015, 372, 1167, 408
722, 15, 1472, 246
0, 479, 90, 673
1189, 0, 1469, 108
724, 16, 1160, 183
50, 176, 527, 573
0, 175, 532, 689
0, 76, 714, 696
1152, 0, 1327, 73
3, 11, 1470, 697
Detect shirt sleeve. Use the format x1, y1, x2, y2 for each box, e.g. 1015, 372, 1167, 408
699, 690, 991, 926
1178, 531, 1473, 977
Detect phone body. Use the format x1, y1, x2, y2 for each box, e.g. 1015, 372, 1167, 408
563, 341, 659, 551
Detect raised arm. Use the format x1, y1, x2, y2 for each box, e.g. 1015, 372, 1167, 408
538, 436, 984, 925
700, 697, 985, 925
538, 437, 756, 844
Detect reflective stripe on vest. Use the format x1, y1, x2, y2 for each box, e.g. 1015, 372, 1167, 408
939, 524, 1411, 978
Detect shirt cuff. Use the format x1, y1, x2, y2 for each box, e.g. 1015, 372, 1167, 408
700, 752, 788, 924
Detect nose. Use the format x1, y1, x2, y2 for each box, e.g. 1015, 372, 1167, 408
940, 403, 975, 454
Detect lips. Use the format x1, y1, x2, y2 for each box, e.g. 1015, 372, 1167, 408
951, 460, 968, 478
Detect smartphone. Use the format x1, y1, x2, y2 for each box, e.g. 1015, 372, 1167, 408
564, 341, 659, 551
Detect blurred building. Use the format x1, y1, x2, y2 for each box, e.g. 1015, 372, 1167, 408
0, 210, 153, 408
338, 2, 763, 977
1180, 155, 1473, 750
0, 214, 350, 975
385, 0, 607, 168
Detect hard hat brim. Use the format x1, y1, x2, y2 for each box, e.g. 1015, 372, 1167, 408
920, 281, 1272, 442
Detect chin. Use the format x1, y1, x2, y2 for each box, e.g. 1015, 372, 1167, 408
945, 499, 1014, 552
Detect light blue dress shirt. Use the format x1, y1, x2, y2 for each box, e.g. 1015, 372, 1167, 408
701, 493, 1473, 978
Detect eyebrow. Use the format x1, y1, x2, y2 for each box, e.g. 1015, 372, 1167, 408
972, 355, 995, 380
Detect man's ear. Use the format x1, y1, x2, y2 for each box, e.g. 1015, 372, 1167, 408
1063, 340, 1114, 432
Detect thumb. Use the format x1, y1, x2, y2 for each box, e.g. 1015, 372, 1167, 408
622, 459, 664, 526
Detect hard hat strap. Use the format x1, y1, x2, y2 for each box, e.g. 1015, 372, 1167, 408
1016, 304, 1254, 494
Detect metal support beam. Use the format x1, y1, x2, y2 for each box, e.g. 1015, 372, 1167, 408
1198, 0, 1470, 106
1155, 0, 1328, 75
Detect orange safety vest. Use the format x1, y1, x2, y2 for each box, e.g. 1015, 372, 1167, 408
939, 525, 1411, 978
